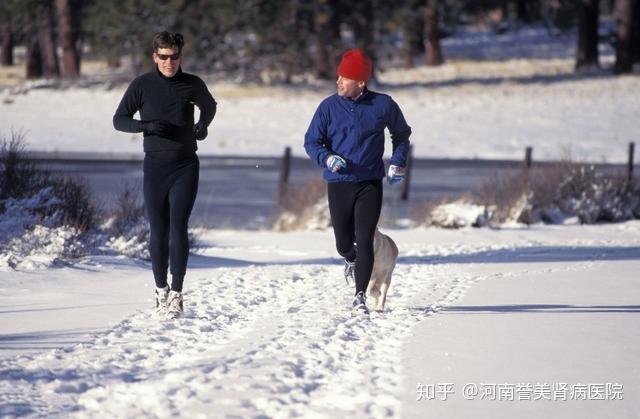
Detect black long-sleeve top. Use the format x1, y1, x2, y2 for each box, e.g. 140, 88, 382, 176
113, 67, 217, 153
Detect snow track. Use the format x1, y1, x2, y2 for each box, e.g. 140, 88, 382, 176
0, 262, 473, 418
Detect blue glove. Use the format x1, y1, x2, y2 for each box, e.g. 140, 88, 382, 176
387, 165, 406, 185
326, 155, 347, 173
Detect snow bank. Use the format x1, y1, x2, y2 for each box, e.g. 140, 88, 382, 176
424, 199, 488, 228
0, 187, 85, 269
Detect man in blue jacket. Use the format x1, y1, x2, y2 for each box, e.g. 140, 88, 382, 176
304, 49, 411, 317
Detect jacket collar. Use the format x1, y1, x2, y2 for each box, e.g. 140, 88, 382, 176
341, 86, 370, 103
154, 66, 184, 81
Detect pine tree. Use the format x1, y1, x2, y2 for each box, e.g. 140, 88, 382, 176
313, 0, 341, 79
25, 17, 43, 79
38, 0, 60, 77
56, 0, 82, 77
426, 0, 444, 66
84, 0, 173, 75
350, 0, 375, 59
1, 24, 14, 67
0, 0, 16, 67
632, 0, 640, 63
575, 0, 599, 71
400, 0, 425, 68
614, 0, 634, 73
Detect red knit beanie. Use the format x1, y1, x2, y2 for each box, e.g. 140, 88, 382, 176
337, 49, 372, 82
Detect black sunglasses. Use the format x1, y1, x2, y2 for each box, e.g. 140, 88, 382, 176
156, 52, 181, 61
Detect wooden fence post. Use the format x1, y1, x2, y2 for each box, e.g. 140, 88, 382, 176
401, 145, 413, 201
278, 146, 291, 205
525, 146, 533, 169
523, 146, 533, 184
628, 142, 635, 183
521, 146, 534, 226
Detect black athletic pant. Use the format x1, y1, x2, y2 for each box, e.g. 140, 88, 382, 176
328, 180, 383, 295
143, 151, 199, 292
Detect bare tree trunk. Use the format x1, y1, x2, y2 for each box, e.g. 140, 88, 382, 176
314, 0, 338, 79
517, 0, 529, 22
401, 1, 425, 68
615, 0, 633, 73
575, 0, 600, 71
25, 20, 43, 79
56, 0, 80, 77
282, 1, 298, 84
1, 24, 13, 66
352, 0, 375, 61
426, 0, 444, 66
517, 0, 542, 22
328, 0, 342, 70
632, 0, 640, 63
38, 6, 60, 77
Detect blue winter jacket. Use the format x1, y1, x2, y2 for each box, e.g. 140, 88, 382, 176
304, 88, 412, 182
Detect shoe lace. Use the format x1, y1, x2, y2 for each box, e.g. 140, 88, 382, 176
156, 289, 169, 306
167, 293, 182, 311
352, 292, 369, 315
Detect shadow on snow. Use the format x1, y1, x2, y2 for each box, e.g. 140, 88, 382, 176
438, 304, 640, 314
399, 246, 640, 265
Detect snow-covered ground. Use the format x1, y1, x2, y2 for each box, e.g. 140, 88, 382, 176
1, 223, 639, 418
402, 253, 639, 419
2, 60, 638, 164
1, 22, 639, 418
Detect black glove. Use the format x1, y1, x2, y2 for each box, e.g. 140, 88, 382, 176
193, 122, 208, 141
142, 120, 171, 137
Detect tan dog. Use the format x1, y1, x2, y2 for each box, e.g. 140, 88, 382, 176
366, 228, 398, 312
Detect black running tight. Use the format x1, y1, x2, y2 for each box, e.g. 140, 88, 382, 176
327, 180, 383, 295
143, 151, 199, 292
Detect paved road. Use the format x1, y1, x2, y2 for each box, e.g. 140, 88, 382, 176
39, 154, 531, 229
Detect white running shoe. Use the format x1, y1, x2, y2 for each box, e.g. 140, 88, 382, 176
155, 286, 169, 315
351, 291, 370, 318
166, 291, 184, 319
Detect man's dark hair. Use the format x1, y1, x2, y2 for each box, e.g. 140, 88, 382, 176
152, 31, 184, 53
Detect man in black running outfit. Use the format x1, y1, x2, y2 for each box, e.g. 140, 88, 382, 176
113, 31, 217, 319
